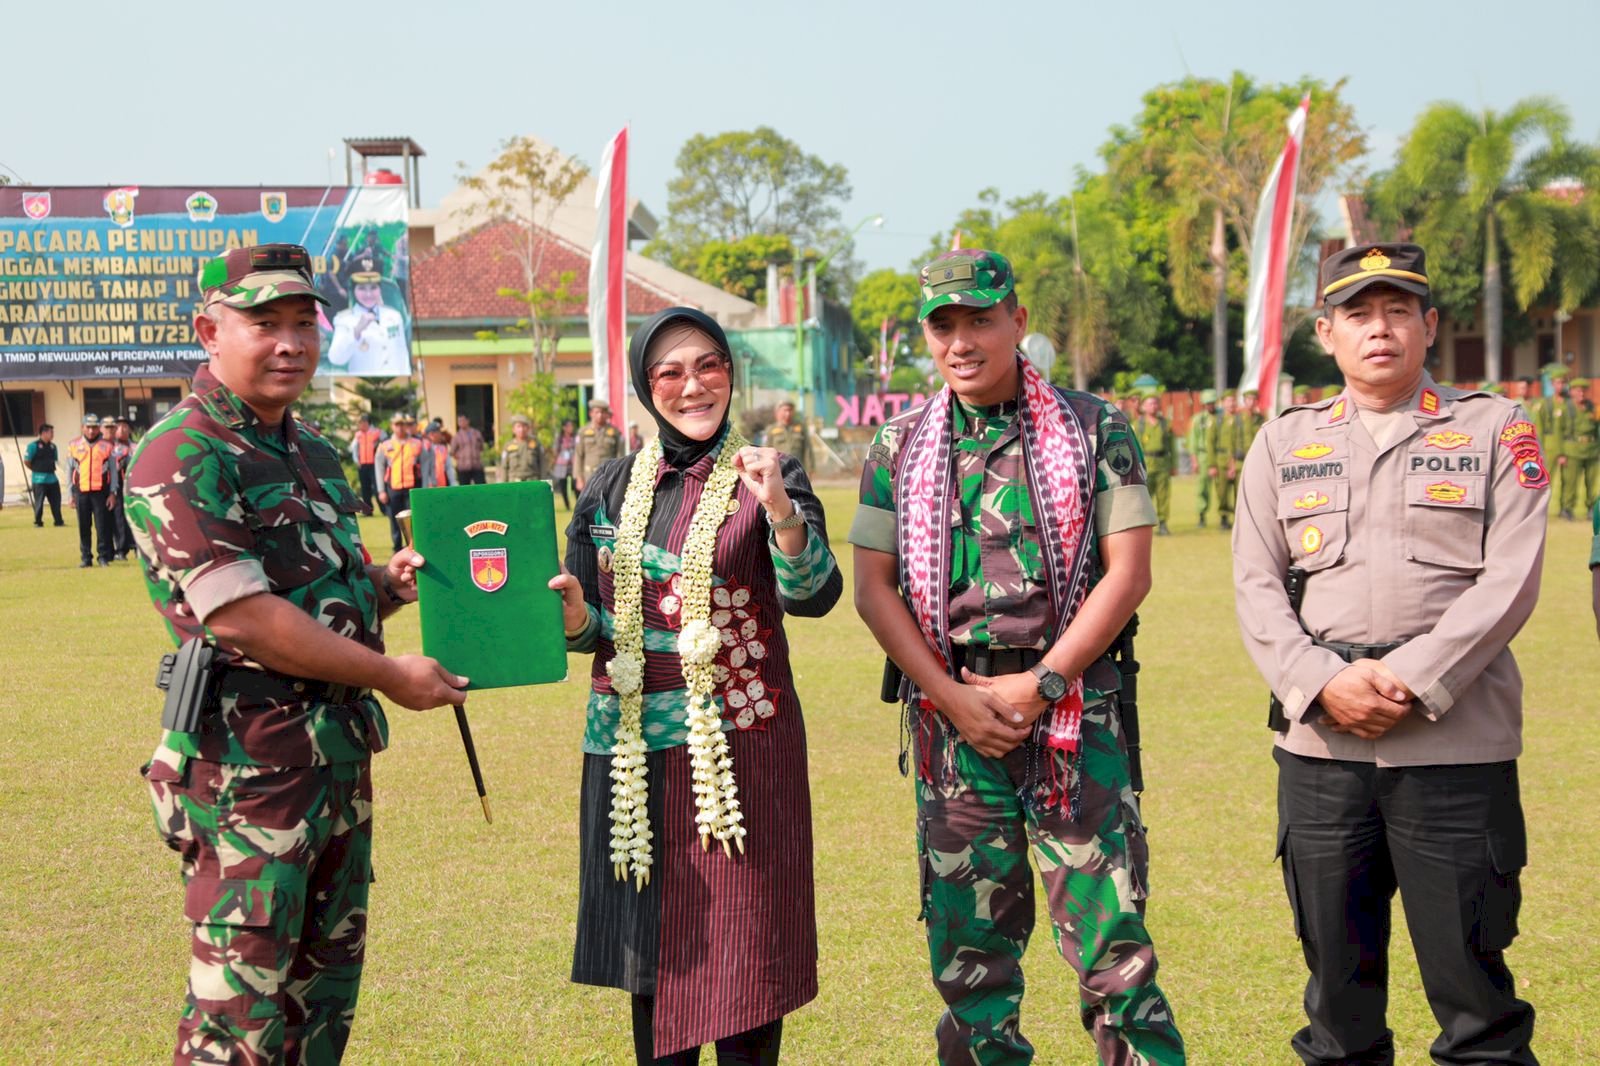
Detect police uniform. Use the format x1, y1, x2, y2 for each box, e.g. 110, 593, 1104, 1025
66, 416, 118, 566
128, 246, 397, 1065
1232, 243, 1544, 1065
850, 250, 1184, 1065
761, 409, 811, 471
573, 407, 624, 487
501, 415, 547, 482
374, 416, 423, 550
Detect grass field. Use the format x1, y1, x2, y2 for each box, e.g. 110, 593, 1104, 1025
1, 480, 1595, 1064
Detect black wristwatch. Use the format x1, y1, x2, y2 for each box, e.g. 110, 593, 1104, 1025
1030, 662, 1069, 702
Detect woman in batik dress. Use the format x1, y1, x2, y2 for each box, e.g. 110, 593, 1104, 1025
549, 306, 841, 1065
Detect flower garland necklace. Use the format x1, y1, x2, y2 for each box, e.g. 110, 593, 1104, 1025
606, 429, 750, 889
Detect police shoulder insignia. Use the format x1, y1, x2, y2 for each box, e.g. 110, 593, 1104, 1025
1424, 431, 1471, 450
1105, 437, 1135, 476
1419, 389, 1440, 415
1327, 398, 1347, 424
1499, 421, 1538, 445
1292, 442, 1334, 460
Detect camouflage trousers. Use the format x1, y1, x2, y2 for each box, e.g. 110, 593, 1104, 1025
143, 744, 374, 1065
914, 701, 1184, 1066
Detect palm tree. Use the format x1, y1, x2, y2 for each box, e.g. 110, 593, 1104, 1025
1377, 98, 1593, 381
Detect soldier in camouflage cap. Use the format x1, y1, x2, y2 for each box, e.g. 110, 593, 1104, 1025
852, 248, 1185, 1064
127, 243, 468, 1064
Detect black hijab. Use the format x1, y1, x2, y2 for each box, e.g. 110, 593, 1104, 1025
627, 306, 733, 469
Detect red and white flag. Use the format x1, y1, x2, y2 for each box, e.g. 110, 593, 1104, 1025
1240, 96, 1309, 417
588, 126, 629, 425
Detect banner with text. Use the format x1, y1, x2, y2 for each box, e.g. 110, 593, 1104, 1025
0, 185, 411, 381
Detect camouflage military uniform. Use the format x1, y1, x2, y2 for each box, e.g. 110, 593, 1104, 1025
852, 392, 1184, 1066
128, 362, 389, 1065
762, 419, 811, 471
1136, 411, 1176, 531
1216, 410, 1259, 527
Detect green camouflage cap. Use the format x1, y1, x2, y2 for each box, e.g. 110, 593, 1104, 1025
917, 249, 1015, 321
200, 243, 329, 310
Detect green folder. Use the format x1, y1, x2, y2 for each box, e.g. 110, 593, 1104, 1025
408, 480, 568, 689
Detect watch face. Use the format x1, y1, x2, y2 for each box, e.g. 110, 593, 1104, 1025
1037, 669, 1068, 701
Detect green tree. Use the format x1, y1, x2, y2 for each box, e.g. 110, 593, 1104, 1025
849, 267, 923, 372
694, 233, 795, 302
454, 136, 589, 379
648, 127, 853, 283
1373, 97, 1597, 381
350, 378, 416, 426
1102, 74, 1367, 390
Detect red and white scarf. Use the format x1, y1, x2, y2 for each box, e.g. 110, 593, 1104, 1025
896, 356, 1097, 756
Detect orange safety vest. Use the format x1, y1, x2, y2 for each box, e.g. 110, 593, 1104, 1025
69, 437, 113, 492
431, 447, 448, 486
382, 437, 421, 489
356, 426, 382, 465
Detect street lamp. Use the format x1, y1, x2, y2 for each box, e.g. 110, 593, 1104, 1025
795, 214, 883, 424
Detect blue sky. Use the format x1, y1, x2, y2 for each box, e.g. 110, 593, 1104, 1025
7, 0, 1596, 273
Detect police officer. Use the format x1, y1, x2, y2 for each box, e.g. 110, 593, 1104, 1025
1553, 377, 1597, 520
66, 413, 118, 567
572, 397, 623, 490
25, 422, 64, 527
375, 412, 423, 551
126, 244, 467, 1065
1136, 391, 1176, 535
851, 248, 1184, 1064
761, 399, 812, 472
1233, 243, 1545, 1065
500, 413, 546, 482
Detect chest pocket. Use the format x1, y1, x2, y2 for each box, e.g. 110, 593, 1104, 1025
238, 456, 355, 591
1277, 480, 1349, 571
1404, 471, 1487, 570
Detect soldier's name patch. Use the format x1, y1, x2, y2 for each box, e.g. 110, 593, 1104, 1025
1281, 461, 1343, 484
464, 519, 508, 538
1291, 490, 1331, 511
1291, 442, 1334, 460
1423, 480, 1469, 504
470, 547, 508, 592
1409, 454, 1482, 473
1424, 431, 1472, 450
1300, 525, 1324, 554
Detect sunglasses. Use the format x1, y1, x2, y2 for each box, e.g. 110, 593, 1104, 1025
648, 353, 731, 397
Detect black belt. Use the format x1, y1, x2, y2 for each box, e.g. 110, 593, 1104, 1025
948, 645, 1042, 678
217, 666, 370, 707
1314, 638, 1407, 663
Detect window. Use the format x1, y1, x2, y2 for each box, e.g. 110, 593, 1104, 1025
0, 389, 42, 436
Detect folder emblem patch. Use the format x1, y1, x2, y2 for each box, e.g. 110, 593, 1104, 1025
470, 548, 509, 592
